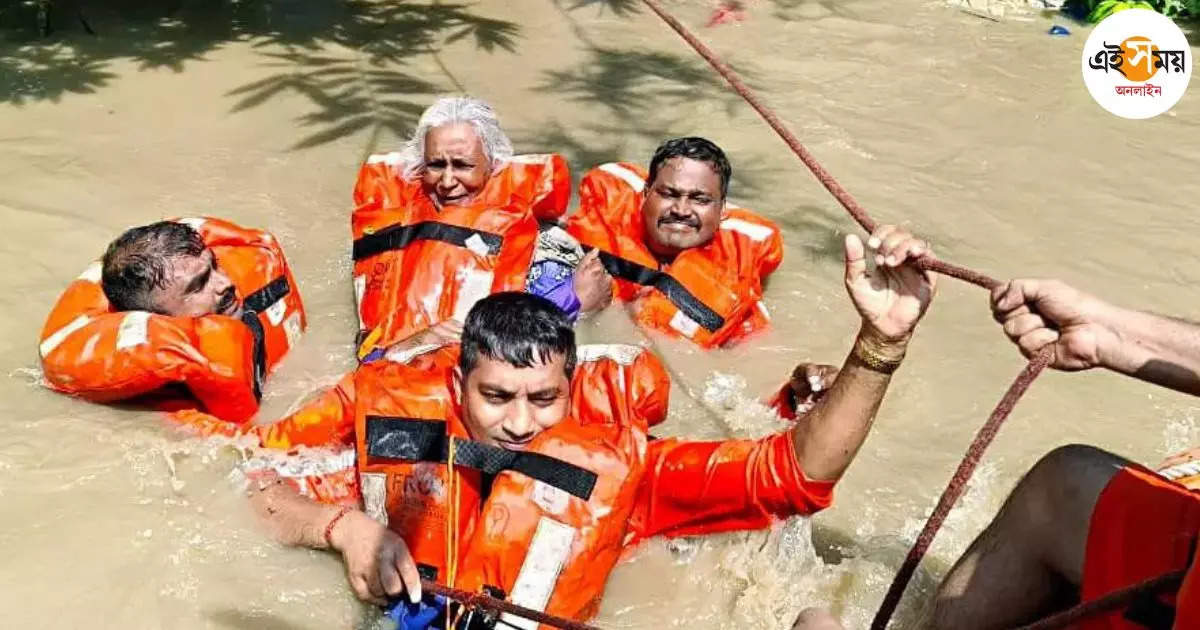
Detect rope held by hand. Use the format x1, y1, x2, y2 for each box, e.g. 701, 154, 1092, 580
636, 0, 998, 292
422, 580, 602, 630
633, 2, 1057, 628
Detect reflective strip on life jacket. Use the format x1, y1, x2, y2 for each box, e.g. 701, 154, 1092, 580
597, 162, 646, 192
364, 417, 598, 500
719, 216, 774, 242
498, 516, 578, 630
352, 221, 504, 261
38, 314, 92, 358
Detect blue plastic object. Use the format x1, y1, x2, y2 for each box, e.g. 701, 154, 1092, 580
384, 594, 448, 630
1048, 24, 1071, 36
526, 259, 582, 323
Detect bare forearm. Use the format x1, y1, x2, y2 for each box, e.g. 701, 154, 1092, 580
792, 328, 901, 481
1097, 304, 1200, 395
249, 481, 347, 550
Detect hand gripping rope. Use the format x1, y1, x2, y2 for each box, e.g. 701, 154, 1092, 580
419, 5, 1176, 628
635, 2, 1178, 628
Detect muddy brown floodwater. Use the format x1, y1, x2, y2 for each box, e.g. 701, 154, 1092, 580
2, 1, 1197, 628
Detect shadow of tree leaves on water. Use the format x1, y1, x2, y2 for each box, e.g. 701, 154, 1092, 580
1, 0, 522, 150
538, 48, 729, 119
520, 31, 772, 199
514, 118, 780, 210
563, 0, 644, 16
223, 1, 523, 150
225, 50, 441, 151
0, 42, 118, 105
511, 120, 630, 176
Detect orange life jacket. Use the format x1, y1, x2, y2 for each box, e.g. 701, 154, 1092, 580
179, 341, 667, 625
39, 216, 307, 423
352, 343, 664, 627
567, 162, 784, 348
351, 153, 570, 350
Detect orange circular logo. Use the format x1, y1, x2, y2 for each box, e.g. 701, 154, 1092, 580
1118, 36, 1160, 82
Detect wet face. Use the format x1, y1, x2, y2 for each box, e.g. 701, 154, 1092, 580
150, 249, 242, 318
641, 157, 724, 260
455, 353, 570, 452
421, 122, 490, 208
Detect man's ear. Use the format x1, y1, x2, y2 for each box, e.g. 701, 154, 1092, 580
451, 366, 464, 406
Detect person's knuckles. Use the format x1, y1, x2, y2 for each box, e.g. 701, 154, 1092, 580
1011, 314, 1041, 334
870, 224, 897, 243
384, 578, 404, 595
884, 231, 910, 249
901, 239, 927, 260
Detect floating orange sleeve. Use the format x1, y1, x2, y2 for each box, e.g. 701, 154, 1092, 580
627, 429, 834, 543
169, 371, 357, 449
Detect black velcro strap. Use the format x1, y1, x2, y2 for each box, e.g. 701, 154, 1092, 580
364, 416, 597, 500
593, 250, 725, 333
365, 417, 447, 461
451, 440, 597, 500
238, 311, 268, 401
353, 221, 503, 261
243, 274, 291, 314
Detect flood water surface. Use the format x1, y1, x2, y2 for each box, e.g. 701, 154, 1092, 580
2, 1, 1198, 628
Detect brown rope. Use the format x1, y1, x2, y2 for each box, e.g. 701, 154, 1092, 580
635, 0, 998, 293
871, 345, 1053, 629
631, 2, 1074, 628
422, 580, 602, 630
438, 6, 1178, 630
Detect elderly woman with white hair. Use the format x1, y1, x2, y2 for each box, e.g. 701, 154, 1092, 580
351, 96, 612, 362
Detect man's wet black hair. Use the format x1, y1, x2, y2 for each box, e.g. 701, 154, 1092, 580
646, 136, 732, 199
101, 221, 206, 312
459, 292, 577, 379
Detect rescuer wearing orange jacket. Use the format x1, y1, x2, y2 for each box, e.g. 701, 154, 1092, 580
566, 137, 785, 348
38, 217, 305, 423
227, 221, 935, 629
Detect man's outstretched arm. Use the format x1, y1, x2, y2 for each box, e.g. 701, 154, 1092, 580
628, 226, 937, 540
791, 225, 936, 481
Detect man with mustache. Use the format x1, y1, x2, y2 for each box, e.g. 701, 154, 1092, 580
39, 217, 306, 422
567, 137, 784, 349
102, 221, 245, 319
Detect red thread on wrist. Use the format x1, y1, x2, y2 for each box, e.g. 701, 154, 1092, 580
323, 506, 354, 549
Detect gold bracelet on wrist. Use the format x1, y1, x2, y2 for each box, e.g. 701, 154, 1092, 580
853, 338, 904, 374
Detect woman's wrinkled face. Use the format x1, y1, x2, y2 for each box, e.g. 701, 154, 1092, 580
421, 123, 490, 208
